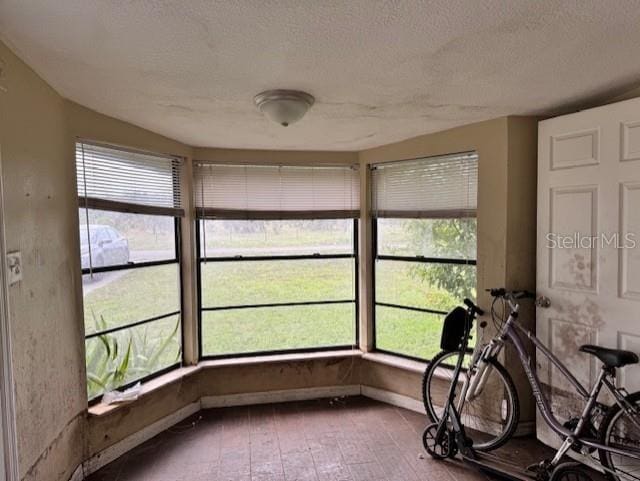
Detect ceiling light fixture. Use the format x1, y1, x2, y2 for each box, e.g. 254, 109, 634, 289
254, 89, 315, 127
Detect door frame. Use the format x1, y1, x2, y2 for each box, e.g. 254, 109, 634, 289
0, 144, 19, 481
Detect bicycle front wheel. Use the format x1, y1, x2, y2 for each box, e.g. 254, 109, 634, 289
422, 350, 519, 451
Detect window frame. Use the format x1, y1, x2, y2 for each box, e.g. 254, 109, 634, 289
371, 217, 477, 362
81, 213, 184, 404
196, 218, 359, 360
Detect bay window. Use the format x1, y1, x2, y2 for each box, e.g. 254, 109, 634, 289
371, 152, 478, 361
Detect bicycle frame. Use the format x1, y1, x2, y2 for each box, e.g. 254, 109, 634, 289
482, 299, 640, 464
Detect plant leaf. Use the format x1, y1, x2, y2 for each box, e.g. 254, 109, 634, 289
114, 337, 132, 384
147, 318, 180, 370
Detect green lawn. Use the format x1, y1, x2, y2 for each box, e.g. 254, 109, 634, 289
82, 237, 475, 397
84, 260, 471, 358
83, 265, 181, 335
374, 306, 444, 359
200, 220, 353, 251
202, 304, 355, 355
200, 259, 355, 307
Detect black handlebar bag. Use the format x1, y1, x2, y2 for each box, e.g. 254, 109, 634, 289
440, 306, 469, 352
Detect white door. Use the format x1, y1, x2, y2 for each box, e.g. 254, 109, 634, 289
537, 96, 640, 446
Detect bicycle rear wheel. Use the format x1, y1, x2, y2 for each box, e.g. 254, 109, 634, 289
598, 391, 640, 481
422, 349, 519, 451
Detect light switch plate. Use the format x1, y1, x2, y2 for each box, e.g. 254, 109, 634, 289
6, 251, 22, 285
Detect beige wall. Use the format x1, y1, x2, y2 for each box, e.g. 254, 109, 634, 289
0, 42, 85, 481
0, 39, 198, 481
194, 147, 357, 165
359, 117, 539, 422
505, 117, 539, 417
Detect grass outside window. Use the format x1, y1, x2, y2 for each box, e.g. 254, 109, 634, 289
198, 219, 358, 357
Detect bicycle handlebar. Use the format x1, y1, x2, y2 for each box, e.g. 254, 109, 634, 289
487, 288, 535, 300
463, 298, 485, 317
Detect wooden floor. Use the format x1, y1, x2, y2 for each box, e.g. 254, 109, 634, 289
86, 396, 551, 481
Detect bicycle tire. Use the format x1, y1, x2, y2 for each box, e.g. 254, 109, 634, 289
422, 349, 519, 451
598, 390, 640, 481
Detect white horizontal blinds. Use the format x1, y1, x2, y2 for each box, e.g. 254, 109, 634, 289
76, 141, 184, 216
371, 151, 478, 218
194, 163, 360, 219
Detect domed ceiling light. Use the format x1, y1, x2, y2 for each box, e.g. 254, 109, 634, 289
254, 89, 315, 127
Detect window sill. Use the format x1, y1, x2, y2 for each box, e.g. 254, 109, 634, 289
199, 348, 362, 368
361, 351, 427, 374
88, 365, 200, 417
88, 349, 363, 417
362, 351, 460, 381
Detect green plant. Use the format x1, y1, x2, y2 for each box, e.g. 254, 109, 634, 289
407, 218, 477, 301
85, 312, 181, 399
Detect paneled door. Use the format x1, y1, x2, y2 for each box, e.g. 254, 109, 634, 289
537, 96, 640, 447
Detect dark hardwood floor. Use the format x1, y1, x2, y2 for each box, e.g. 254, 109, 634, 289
86, 396, 556, 481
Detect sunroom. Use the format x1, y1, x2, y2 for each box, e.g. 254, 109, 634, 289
1, 2, 640, 481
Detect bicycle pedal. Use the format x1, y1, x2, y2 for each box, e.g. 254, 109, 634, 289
525, 459, 552, 473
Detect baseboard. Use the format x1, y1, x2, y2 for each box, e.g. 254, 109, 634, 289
361, 385, 426, 414
68, 464, 84, 481
82, 401, 200, 476
201, 384, 361, 409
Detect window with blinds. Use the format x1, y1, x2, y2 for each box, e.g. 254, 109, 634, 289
194, 161, 360, 358
370, 151, 478, 361
75, 140, 183, 401
193, 163, 360, 219
370, 152, 478, 218
76, 141, 184, 216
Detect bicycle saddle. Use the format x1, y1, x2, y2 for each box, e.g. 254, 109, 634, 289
579, 345, 639, 368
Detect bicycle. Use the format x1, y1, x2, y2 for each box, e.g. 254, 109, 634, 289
421, 288, 640, 481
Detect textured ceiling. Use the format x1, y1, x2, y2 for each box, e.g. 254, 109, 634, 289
2, 1, 640, 151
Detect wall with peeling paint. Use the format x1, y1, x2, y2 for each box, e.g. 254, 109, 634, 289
0, 41, 85, 481
0, 39, 196, 481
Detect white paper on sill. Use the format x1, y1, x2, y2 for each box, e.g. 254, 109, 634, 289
102, 382, 142, 405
